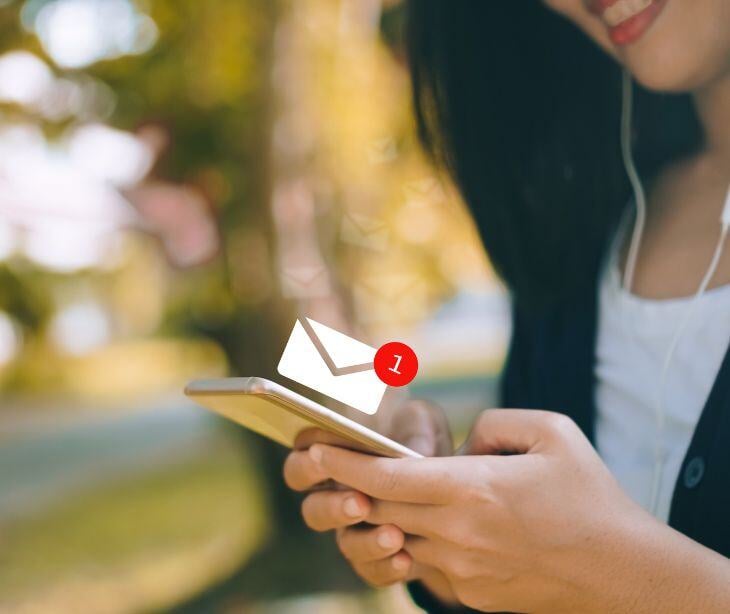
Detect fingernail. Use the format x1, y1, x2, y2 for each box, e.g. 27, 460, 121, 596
392, 554, 410, 571
309, 445, 323, 464
377, 530, 397, 549
343, 496, 363, 518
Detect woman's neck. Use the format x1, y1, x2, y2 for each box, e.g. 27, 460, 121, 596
694, 71, 730, 166
627, 71, 730, 300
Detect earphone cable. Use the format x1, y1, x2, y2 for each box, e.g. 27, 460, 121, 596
619, 71, 730, 517
649, 221, 729, 514
620, 70, 647, 296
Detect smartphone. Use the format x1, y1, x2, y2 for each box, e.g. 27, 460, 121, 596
184, 377, 422, 459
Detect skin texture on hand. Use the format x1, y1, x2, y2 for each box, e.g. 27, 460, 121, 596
283, 399, 459, 605
292, 409, 730, 613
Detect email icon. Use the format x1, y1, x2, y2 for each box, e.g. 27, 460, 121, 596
340, 212, 390, 251
277, 317, 387, 415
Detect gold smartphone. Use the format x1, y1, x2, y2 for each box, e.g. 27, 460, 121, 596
184, 377, 421, 458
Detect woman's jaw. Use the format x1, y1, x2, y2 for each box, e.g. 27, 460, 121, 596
563, 0, 730, 93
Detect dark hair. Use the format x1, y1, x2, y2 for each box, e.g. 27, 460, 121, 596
406, 0, 702, 308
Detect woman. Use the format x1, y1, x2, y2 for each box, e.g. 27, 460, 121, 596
284, 0, 730, 611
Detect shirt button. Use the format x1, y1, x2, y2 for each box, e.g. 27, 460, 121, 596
683, 456, 705, 489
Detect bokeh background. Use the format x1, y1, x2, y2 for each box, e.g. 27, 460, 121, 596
0, 0, 509, 611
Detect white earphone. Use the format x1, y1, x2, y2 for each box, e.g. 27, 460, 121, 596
620, 70, 730, 516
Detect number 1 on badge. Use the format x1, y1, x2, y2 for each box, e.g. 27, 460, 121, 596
389, 354, 403, 375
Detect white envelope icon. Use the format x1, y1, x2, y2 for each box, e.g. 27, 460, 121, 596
277, 317, 387, 415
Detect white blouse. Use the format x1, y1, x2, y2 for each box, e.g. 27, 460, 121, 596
594, 237, 730, 522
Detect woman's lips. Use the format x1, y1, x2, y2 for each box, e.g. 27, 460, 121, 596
589, 0, 669, 46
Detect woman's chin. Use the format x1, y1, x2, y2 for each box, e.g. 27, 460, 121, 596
621, 26, 730, 94
630, 68, 700, 94
625, 53, 724, 93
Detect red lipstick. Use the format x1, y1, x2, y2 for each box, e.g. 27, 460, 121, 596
588, 0, 670, 46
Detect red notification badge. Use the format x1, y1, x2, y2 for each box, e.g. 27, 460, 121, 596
374, 341, 418, 387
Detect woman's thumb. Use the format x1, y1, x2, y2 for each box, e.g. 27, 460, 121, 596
391, 400, 453, 457
460, 409, 557, 456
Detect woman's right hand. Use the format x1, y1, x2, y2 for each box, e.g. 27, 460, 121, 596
283, 399, 459, 605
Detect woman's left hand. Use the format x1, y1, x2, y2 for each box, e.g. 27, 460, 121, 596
302, 409, 657, 613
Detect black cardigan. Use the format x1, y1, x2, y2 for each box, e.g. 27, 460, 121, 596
410, 282, 730, 613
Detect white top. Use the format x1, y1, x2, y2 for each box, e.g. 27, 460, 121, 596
595, 234, 730, 522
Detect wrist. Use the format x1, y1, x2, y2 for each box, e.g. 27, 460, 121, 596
585, 508, 730, 613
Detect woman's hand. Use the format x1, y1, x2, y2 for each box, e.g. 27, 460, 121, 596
283, 400, 459, 605
300, 409, 663, 613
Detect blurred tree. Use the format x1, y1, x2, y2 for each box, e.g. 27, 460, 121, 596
1, 0, 340, 604
0, 0, 494, 608
103, 0, 363, 605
